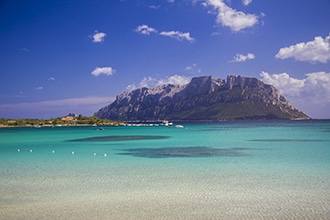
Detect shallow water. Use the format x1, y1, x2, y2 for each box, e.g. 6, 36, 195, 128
0, 121, 329, 219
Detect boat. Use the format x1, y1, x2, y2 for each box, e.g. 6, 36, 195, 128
162, 120, 173, 126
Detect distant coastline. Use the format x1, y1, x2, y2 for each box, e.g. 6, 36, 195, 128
0, 115, 124, 128
0, 123, 124, 128
2, 117, 328, 129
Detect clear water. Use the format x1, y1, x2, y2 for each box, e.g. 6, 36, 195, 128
0, 121, 329, 219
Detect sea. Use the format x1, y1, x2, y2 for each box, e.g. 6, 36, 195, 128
0, 120, 329, 220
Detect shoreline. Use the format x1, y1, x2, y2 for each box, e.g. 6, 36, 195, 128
2, 118, 329, 129
0, 123, 125, 128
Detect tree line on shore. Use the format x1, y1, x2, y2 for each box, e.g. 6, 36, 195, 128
0, 115, 123, 127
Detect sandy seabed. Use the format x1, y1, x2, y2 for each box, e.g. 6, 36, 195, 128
1, 176, 329, 220
1, 194, 329, 220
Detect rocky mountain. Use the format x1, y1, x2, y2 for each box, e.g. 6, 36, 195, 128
94, 75, 310, 121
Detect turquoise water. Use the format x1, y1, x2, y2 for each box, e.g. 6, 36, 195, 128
0, 121, 329, 219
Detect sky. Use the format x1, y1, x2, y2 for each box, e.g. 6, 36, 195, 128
1, 0, 330, 119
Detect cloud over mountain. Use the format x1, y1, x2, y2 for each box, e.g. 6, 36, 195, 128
126, 74, 191, 92
261, 71, 330, 118
261, 71, 330, 103
275, 33, 330, 63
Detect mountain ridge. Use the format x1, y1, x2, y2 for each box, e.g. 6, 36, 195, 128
94, 75, 310, 121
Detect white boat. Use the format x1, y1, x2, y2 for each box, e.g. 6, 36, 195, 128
162, 120, 173, 126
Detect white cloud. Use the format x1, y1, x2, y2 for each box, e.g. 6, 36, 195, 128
231, 53, 255, 62
0, 96, 115, 119
211, 31, 221, 36
126, 75, 191, 91
167, 0, 175, 2
185, 63, 201, 73
148, 5, 160, 9
92, 30, 106, 43
135, 24, 196, 42
135, 24, 157, 35
185, 63, 196, 71
261, 71, 330, 99
304, 72, 330, 100
206, 0, 259, 32
157, 74, 191, 86
48, 77, 55, 81
126, 84, 137, 92
159, 31, 195, 42
260, 71, 330, 118
126, 77, 157, 91
136, 75, 191, 88
140, 76, 158, 88
91, 67, 115, 77
260, 72, 305, 96
36, 86, 43, 90
242, 0, 252, 6
275, 33, 330, 63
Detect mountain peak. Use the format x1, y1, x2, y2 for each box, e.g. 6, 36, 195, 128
95, 75, 310, 121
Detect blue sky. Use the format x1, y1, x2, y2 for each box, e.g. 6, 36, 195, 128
1, 0, 330, 119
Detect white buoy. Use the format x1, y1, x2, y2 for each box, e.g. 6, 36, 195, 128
52, 150, 55, 154
93, 152, 96, 156
104, 153, 107, 157
72, 151, 75, 155
17, 149, 20, 152
29, 149, 33, 153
